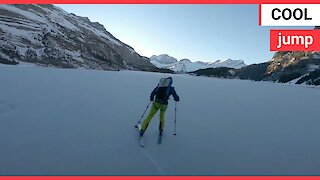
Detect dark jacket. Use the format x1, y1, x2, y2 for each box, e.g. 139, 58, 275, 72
150, 86, 179, 105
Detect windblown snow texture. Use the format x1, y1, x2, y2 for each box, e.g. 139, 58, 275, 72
0, 64, 320, 175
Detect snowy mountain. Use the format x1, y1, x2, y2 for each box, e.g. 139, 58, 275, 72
1, 64, 320, 175
150, 54, 246, 72
192, 51, 320, 86
0, 4, 158, 71
266, 51, 320, 85
150, 54, 178, 64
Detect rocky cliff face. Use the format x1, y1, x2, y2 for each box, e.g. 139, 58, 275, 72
0, 4, 158, 71
265, 51, 320, 84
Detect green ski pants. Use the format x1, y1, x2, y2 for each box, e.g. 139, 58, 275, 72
141, 102, 168, 132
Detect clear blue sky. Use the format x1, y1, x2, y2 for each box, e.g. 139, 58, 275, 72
56, 5, 276, 65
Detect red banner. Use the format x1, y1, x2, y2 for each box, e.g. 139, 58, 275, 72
1, 177, 320, 180
270, 29, 320, 51
0, 0, 320, 4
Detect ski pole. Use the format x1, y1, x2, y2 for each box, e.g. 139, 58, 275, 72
135, 101, 152, 128
174, 101, 177, 135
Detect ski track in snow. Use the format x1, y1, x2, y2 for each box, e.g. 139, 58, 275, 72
1, 65, 320, 175
136, 123, 164, 174
141, 149, 165, 175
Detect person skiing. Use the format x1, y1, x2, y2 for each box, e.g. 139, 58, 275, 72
140, 77, 180, 137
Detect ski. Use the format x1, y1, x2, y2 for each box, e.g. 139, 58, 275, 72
137, 122, 142, 131
157, 135, 162, 144
136, 122, 145, 147
139, 136, 145, 147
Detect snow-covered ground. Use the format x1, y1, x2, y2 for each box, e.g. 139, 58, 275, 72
0, 65, 320, 175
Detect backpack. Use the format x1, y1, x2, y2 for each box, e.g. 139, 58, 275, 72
156, 77, 172, 101
158, 77, 172, 87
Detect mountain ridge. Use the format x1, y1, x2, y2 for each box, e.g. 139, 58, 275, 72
150, 54, 246, 73
0, 4, 160, 72
191, 51, 320, 86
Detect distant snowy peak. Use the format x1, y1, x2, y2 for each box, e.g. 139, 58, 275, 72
179, 59, 192, 63
150, 54, 178, 64
150, 54, 246, 72
210, 58, 246, 69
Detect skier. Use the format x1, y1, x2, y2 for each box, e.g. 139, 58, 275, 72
140, 77, 180, 137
